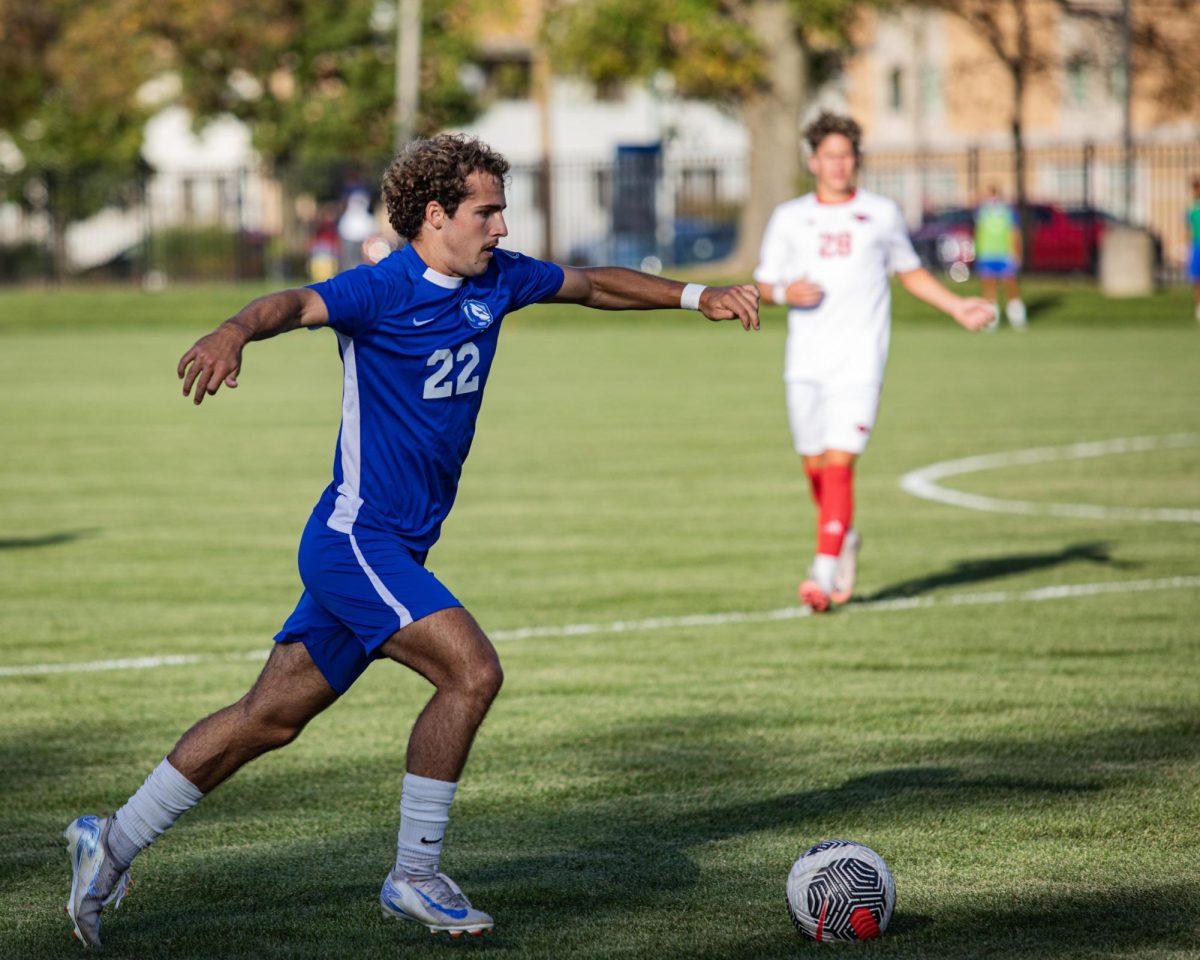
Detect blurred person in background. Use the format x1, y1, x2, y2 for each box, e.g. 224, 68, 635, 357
338, 187, 378, 271
1189, 176, 1200, 322
307, 203, 340, 282
974, 184, 1026, 330
62, 133, 759, 948
754, 112, 994, 614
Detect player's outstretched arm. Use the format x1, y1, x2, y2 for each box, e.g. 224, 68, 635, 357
550, 265, 760, 330
177, 288, 329, 405
896, 267, 995, 332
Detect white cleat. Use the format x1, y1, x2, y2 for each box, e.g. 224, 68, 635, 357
831, 529, 861, 605
380, 872, 494, 938
63, 815, 131, 948
1005, 298, 1028, 329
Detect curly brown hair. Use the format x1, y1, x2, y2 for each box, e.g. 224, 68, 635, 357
803, 112, 862, 156
381, 134, 510, 241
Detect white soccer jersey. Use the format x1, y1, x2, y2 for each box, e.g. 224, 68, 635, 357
754, 189, 922, 385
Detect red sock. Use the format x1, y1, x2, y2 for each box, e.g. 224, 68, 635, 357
816, 464, 854, 557
805, 465, 822, 506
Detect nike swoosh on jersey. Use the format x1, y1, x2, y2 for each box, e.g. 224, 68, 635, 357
413, 317, 435, 326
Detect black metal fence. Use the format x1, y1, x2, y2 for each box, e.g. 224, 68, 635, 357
864, 141, 1199, 281
1, 141, 1195, 286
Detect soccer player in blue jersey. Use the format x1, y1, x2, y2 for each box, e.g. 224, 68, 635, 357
62, 134, 759, 946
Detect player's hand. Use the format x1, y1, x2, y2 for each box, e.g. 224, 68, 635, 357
782, 278, 825, 308
700, 284, 761, 331
177, 322, 249, 405
952, 297, 997, 332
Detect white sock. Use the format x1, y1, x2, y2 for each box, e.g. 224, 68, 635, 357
1006, 298, 1027, 325
393, 773, 457, 882
109, 758, 204, 867
811, 553, 838, 593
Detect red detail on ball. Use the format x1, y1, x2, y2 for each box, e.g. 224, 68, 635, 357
849, 906, 881, 940
815, 899, 829, 942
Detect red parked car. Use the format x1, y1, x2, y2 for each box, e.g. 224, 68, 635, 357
1027, 204, 1110, 272
912, 203, 1159, 276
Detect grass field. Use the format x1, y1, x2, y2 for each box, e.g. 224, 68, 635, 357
1, 279, 1198, 959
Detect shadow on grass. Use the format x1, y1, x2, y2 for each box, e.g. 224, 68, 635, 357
1023, 291, 1064, 318
8, 713, 1199, 959
862, 541, 1132, 602
0, 528, 98, 550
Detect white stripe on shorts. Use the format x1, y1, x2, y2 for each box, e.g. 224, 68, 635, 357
349, 534, 414, 628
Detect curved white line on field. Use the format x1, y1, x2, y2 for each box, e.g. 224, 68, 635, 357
2, 574, 1197, 678
900, 434, 1200, 523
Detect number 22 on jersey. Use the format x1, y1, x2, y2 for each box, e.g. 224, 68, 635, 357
423, 342, 480, 399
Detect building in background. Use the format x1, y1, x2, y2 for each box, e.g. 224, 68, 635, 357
3, 0, 1196, 282
823, 3, 1199, 270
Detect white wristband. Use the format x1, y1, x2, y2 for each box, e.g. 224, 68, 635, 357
773, 282, 787, 305
680, 283, 706, 311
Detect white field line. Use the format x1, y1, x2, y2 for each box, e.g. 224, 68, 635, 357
899, 433, 1200, 523
3, 575, 1198, 680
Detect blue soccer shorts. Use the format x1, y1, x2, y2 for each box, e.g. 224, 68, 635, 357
274, 513, 461, 693
1189, 246, 1200, 283
976, 256, 1017, 279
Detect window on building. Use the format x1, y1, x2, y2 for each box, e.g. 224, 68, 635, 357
919, 65, 942, 116
482, 58, 532, 100
1066, 55, 1090, 107
1107, 62, 1127, 102
888, 68, 903, 113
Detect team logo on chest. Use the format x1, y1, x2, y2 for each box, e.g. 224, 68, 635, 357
461, 299, 494, 330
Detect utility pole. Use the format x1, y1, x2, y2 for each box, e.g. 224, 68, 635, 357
532, 9, 554, 259
394, 0, 422, 151
1120, 0, 1133, 221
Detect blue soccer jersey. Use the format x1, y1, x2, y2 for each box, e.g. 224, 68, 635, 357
306, 243, 564, 550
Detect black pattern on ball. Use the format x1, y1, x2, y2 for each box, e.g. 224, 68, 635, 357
785, 840, 896, 942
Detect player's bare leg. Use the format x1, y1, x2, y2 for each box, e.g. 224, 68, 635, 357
169, 642, 342, 791
375, 608, 501, 937
64, 643, 339, 947
979, 277, 1001, 331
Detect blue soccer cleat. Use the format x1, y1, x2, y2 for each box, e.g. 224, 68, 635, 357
63, 815, 131, 948
380, 872, 494, 938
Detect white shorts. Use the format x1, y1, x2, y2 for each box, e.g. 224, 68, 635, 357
785, 381, 882, 456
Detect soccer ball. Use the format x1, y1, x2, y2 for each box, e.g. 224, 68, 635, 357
785, 840, 895, 942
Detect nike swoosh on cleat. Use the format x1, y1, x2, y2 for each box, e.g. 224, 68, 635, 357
414, 889, 469, 920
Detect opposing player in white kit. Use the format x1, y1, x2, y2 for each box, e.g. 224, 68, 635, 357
61, 134, 759, 948
754, 113, 993, 612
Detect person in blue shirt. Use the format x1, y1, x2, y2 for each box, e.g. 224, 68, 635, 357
62, 134, 760, 946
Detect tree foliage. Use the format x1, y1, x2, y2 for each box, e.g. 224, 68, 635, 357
545, 0, 865, 105
543, 0, 874, 269
144, 0, 485, 176
0, 0, 157, 224
1, 0, 490, 212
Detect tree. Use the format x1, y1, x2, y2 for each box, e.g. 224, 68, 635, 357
0, 0, 159, 275
909, 0, 1200, 228
145, 0, 487, 193
906, 0, 1047, 243
544, 0, 872, 271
